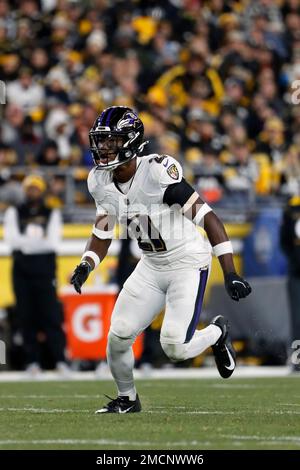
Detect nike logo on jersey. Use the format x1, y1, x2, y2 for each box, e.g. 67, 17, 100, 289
163, 159, 169, 167
119, 405, 135, 413
224, 345, 235, 371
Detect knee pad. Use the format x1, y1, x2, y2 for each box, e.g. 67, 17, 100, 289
107, 330, 135, 354
160, 321, 183, 345
160, 341, 188, 362
110, 317, 137, 340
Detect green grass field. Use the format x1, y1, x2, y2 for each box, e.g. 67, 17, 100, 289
0, 377, 299, 450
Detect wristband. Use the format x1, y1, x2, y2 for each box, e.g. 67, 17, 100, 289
81, 250, 100, 269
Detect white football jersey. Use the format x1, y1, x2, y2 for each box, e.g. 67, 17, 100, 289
87, 154, 211, 267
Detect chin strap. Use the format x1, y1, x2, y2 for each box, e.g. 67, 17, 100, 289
95, 140, 150, 171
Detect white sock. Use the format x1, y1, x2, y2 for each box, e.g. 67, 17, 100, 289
107, 332, 136, 398
182, 324, 222, 359
118, 387, 137, 401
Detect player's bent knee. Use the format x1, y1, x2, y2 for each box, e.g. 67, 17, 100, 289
109, 318, 137, 341
160, 341, 188, 362
107, 330, 135, 354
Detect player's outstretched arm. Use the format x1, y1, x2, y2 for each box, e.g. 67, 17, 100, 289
203, 211, 252, 301
71, 215, 113, 294
163, 178, 252, 301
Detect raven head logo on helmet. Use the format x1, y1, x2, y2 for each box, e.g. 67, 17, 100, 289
89, 106, 147, 170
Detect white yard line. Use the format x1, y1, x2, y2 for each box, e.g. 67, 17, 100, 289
0, 438, 210, 447
0, 435, 299, 447
258, 441, 300, 447
221, 434, 300, 444
0, 406, 235, 415
0, 395, 102, 399
0, 407, 90, 413
211, 383, 271, 389
0, 366, 297, 382
0, 404, 300, 417
149, 409, 300, 415
146, 410, 235, 415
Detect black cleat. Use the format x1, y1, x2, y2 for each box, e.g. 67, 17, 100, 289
211, 315, 236, 379
95, 394, 142, 414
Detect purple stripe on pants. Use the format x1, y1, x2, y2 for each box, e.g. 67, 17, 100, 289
184, 268, 208, 343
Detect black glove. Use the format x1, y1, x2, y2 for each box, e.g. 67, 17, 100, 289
224, 272, 252, 302
70, 261, 92, 294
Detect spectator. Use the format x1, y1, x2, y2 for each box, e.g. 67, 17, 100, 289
37, 140, 61, 166
193, 145, 225, 204
256, 116, 287, 163
182, 109, 223, 155
0, 0, 299, 208
45, 67, 71, 107
45, 108, 73, 160
3, 175, 68, 375
223, 142, 259, 196
279, 146, 300, 196
6, 67, 45, 112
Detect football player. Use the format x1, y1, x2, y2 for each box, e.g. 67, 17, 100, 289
71, 106, 252, 413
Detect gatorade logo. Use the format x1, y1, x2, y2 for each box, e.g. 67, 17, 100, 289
72, 304, 102, 343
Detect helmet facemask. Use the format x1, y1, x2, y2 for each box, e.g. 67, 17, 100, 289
89, 107, 147, 170
90, 130, 144, 170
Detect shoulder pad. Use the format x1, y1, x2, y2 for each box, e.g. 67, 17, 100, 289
149, 155, 183, 188
87, 168, 106, 201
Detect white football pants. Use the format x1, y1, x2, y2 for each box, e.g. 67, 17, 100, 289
107, 257, 221, 396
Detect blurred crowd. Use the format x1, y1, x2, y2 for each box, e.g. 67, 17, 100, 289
1, 0, 300, 210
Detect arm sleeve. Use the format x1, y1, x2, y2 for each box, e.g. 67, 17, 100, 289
163, 178, 195, 207
163, 176, 212, 225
